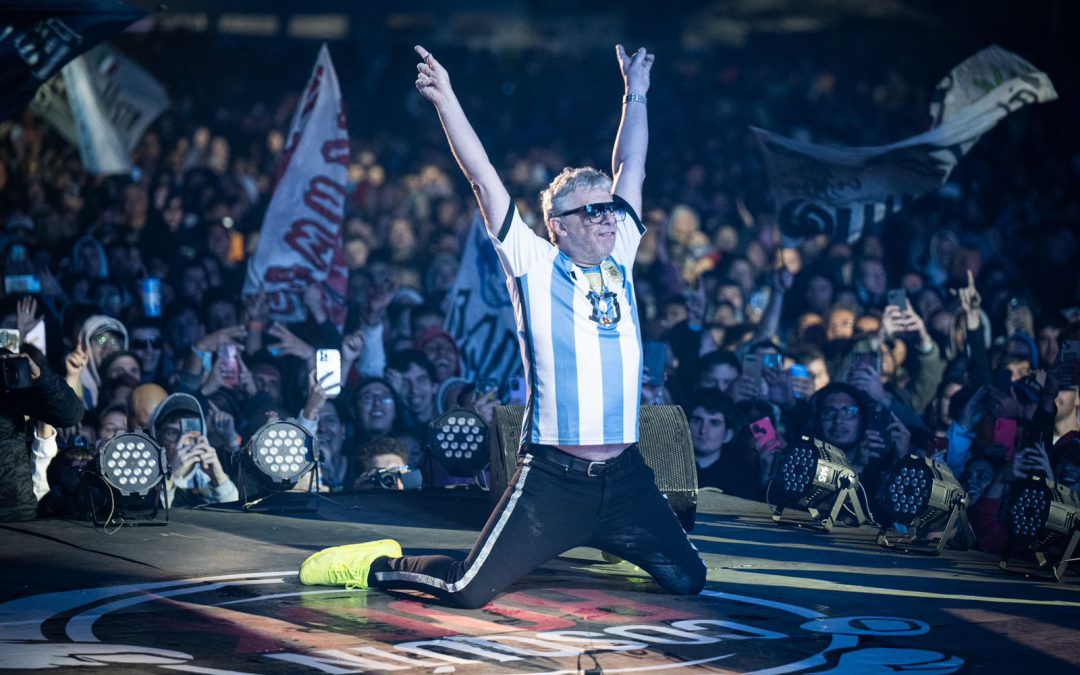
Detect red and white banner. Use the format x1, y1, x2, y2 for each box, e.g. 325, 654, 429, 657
244, 44, 349, 331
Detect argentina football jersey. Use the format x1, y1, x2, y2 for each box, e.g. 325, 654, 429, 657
489, 196, 646, 446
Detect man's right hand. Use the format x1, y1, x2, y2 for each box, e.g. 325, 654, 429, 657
415, 45, 453, 107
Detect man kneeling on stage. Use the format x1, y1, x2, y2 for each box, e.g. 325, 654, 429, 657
300, 43, 706, 608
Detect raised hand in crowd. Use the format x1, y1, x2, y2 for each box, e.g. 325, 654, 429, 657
207, 400, 239, 451
16, 296, 39, 341
849, 363, 892, 407
728, 372, 763, 403
949, 269, 981, 330
194, 324, 247, 354
302, 371, 335, 422
185, 435, 230, 486
37, 265, 64, 298
685, 279, 706, 329
1012, 441, 1052, 480
364, 276, 396, 327
763, 366, 796, 410
887, 412, 911, 459
856, 427, 888, 473
64, 343, 88, 393
243, 292, 269, 352
267, 322, 315, 361
237, 357, 258, 397
341, 329, 366, 369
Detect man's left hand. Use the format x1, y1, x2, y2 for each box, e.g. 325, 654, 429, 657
616, 44, 654, 96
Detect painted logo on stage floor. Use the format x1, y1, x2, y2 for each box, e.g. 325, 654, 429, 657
0, 572, 963, 673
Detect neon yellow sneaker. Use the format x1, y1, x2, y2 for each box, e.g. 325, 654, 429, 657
299, 539, 402, 589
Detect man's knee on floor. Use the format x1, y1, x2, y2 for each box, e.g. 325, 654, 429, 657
450, 585, 497, 610
658, 563, 707, 596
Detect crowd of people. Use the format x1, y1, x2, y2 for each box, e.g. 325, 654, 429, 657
1, 26, 1078, 557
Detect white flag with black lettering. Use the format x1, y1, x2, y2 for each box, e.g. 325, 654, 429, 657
32, 42, 170, 152
755, 45, 1057, 246
243, 45, 350, 331
61, 53, 129, 175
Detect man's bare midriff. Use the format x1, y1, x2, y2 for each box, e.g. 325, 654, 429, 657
555, 443, 631, 461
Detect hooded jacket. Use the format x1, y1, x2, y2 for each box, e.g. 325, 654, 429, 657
79, 315, 129, 409
148, 392, 237, 506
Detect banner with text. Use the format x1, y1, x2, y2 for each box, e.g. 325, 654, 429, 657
243, 44, 349, 331
444, 209, 521, 387
0, 0, 145, 123
755, 45, 1057, 247
32, 42, 170, 153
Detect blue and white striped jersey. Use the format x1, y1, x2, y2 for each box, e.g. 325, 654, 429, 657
488, 196, 645, 446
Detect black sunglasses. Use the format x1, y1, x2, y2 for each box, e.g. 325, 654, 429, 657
553, 201, 627, 224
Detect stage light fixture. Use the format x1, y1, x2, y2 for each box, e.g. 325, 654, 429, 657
426, 410, 489, 478
768, 435, 867, 532
876, 454, 973, 555
239, 419, 318, 512
92, 431, 168, 527
1001, 476, 1080, 582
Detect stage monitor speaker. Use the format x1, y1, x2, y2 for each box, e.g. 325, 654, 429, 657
488, 405, 698, 531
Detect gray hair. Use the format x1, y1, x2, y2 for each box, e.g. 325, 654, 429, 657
539, 167, 613, 244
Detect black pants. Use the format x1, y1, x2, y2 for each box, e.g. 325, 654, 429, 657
370, 444, 707, 608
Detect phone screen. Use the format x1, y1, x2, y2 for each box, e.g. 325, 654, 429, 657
852, 350, 881, 372
749, 417, 781, 453
217, 343, 240, 387
316, 348, 342, 398
887, 288, 907, 309
742, 353, 762, 382
1060, 341, 1080, 387
0, 329, 20, 353
762, 353, 782, 370
4, 274, 42, 295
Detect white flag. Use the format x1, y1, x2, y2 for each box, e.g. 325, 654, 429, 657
444, 209, 521, 385
244, 45, 349, 331
32, 43, 170, 152
755, 45, 1057, 246
61, 53, 129, 175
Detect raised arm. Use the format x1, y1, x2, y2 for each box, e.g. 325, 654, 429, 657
611, 45, 654, 215
414, 45, 510, 235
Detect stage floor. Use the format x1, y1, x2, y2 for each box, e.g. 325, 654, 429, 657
2, 488, 1078, 673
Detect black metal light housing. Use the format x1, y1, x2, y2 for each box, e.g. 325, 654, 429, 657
769, 435, 867, 531
876, 454, 972, 555
1001, 476, 1080, 581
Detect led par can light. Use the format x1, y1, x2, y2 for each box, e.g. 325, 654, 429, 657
248, 420, 315, 484
98, 431, 166, 496
426, 410, 489, 477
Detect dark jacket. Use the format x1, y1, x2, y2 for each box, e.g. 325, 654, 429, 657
0, 350, 84, 522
